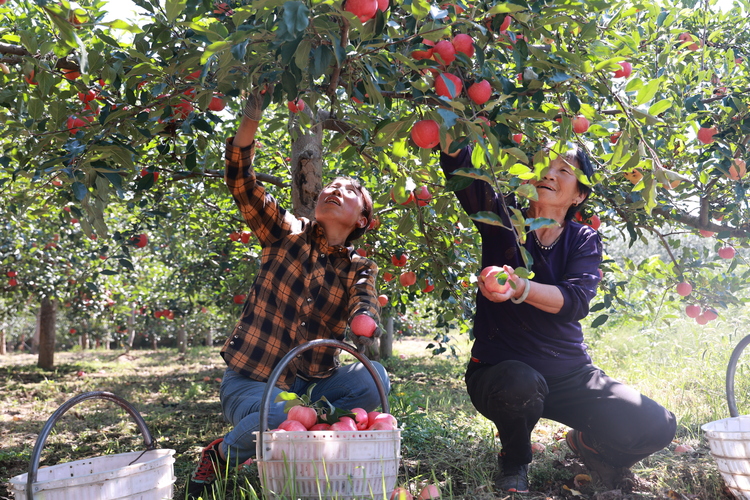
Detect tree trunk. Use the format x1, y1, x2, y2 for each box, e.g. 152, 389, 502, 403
31, 308, 40, 354
290, 109, 325, 219
177, 327, 187, 353
379, 315, 393, 360
126, 304, 136, 350
37, 297, 57, 370
0, 328, 6, 355
205, 327, 213, 347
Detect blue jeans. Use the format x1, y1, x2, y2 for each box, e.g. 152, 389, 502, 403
219, 362, 390, 464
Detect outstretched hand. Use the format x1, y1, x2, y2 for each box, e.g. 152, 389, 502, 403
242, 84, 274, 122
477, 265, 523, 303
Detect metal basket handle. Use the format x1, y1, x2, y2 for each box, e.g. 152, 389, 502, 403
257, 339, 389, 458
26, 391, 156, 500
726, 335, 750, 418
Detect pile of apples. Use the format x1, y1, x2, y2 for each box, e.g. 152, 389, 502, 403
274, 405, 398, 432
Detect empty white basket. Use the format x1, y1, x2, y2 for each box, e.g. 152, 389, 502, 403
9, 448, 175, 500
702, 416, 750, 499
257, 429, 401, 499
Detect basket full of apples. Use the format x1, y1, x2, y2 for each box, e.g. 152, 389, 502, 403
255, 339, 400, 500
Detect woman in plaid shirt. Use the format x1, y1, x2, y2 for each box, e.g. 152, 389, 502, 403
187, 90, 390, 499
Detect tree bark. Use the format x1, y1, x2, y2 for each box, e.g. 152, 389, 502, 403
32, 308, 40, 354
177, 327, 187, 353
205, 327, 213, 347
290, 109, 325, 219
37, 297, 57, 370
126, 304, 136, 350
0, 328, 6, 355
379, 315, 393, 360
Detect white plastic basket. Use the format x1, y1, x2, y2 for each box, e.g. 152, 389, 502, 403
702, 416, 750, 499
257, 429, 401, 499
8, 391, 176, 500
255, 339, 400, 499
9, 449, 175, 500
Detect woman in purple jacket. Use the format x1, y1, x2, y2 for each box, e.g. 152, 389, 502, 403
441, 141, 676, 493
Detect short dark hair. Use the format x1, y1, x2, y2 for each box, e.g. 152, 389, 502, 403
544, 144, 594, 221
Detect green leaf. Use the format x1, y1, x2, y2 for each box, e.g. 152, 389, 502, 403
275, 391, 301, 402
591, 314, 609, 328
281, 1, 309, 40
444, 175, 474, 192
527, 217, 558, 231
374, 120, 406, 147
202, 41, 231, 63
409, 0, 431, 20
515, 183, 537, 201
469, 211, 508, 227
648, 99, 672, 116
436, 108, 459, 129
101, 20, 143, 33
72, 181, 88, 201
635, 78, 661, 105
165, 0, 187, 23
451, 167, 494, 185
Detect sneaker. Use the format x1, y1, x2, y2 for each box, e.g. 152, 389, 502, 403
494, 454, 530, 493
186, 438, 226, 500
565, 430, 635, 491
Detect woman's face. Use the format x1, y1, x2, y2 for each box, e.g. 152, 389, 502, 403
315, 178, 367, 232
530, 156, 585, 213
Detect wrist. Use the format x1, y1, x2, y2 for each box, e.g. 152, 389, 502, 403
510, 278, 531, 304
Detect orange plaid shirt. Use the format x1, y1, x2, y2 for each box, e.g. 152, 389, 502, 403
220, 139, 380, 390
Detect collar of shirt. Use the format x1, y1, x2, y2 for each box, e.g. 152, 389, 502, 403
312, 223, 353, 257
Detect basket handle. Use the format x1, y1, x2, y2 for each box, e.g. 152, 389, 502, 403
26, 391, 156, 500
257, 339, 389, 458
726, 335, 750, 418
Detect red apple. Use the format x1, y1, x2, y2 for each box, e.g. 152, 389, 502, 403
376, 0, 388, 11
66, 116, 87, 135
678, 32, 701, 51
8, 278, 18, 286
279, 419, 308, 432
330, 416, 358, 431
287, 99, 306, 113
240, 231, 252, 244
133, 234, 148, 248
572, 115, 590, 134
391, 254, 408, 267
208, 95, 225, 112
433, 40, 457, 65
399, 271, 417, 287
499, 15, 512, 31
728, 159, 747, 180
699, 229, 715, 237
418, 484, 440, 499
685, 305, 701, 318
434, 73, 463, 99
422, 280, 435, 293
451, 34, 474, 58
411, 120, 440, 149
512, 133, 524, 144
350, 407, 369, 430
141, 169, 159, 182
480, 266, 511, 294
229, 231, 241, 241
411, 39, 435, 60
414, 186, 432, 206
378, 294, 389, 307
467, 80, 492, 105
309, 423, 332, 430
718, 246, 736, 259
697, 126, 718, 144
233, 294, 246, 304
610, 131, 622, 144
675, 282, 692, 297
6, 271, 17, 278
613, 61, 632, 78
62, 68, 81, 80
703, 308, 718, 321
391, 487, 414, 500
383, 272, 394, 282
344, 0, 378, 22
288, 405, 317, 430
351, 314, 377, 337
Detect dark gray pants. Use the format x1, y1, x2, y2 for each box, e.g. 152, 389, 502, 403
465, 359, 676, 468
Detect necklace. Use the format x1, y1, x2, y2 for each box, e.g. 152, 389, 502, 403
533, 229, 562, 251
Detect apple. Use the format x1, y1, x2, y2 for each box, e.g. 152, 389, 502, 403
467, 80, 492, 105
479, 266, 511, 294
678, 32, 701, 51
674, 444, 695, 454
229, 231, 241, 241
141, 169, 160, 182
24, 70, 38, 85
703, 308, 718, 321
240, 231, 252, 244
584, 214, 601, 230
213, 2, 233, 15
697, 126, 717, 144
287, 99, 306, 113
351, 314, 377, 337
288, 405, 317, 430
330, 416, 358, 431
166, 310, 175, 320
610, 131, 622, 144
233, 294, 246, 304
378, 294, 388, 307
208, 95, 225, 112
418, 484, 440, 499
383, 272, 394, 282
66, 116, 87, 135
133, 234, 148, 248
62, 68, 80, 80
399, 271, 417, 287
572, 115, 590, 134
391, 254, 408, 267
613, 61, 632, 78
512, 133, 524, 144
390, 487, 414, 500
452, 34, 474, 58
6, 271, 17, 278
350, 408, 369, 430
414, 186, 432, 206
718, 246, 736, 259
344, 0, 377, 22
279, 419, 308, 432
728, 159, 746, 180
699, 229, 715, 237
367, 411, 382, 427
531, 442, 546, 453
499, 15, 512, 31
675, 282, 692, 297
174, 99, 193, 119
376, 0, 388, 11
411, 39, 435, 60
433, 40, 456, 65
685, 304, 701, 318
368, 217, 380, 231
434, 73, 463, 99
309, 423, 332, 430
8, 278, 18, 286
411, 120, 440, 149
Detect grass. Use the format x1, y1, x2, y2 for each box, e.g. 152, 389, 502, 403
1, 315, 749, 499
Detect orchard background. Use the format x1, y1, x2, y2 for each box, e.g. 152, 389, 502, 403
3, 0, 750, 497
